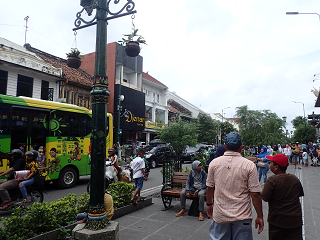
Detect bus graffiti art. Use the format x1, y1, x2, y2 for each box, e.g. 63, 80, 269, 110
0, 94, 113, 188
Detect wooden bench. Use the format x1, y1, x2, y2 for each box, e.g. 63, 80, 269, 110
161, 172, 205, 214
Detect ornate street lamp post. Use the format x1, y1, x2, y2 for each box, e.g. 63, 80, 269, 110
282, 116, 287, 141
73, 0, 136, 230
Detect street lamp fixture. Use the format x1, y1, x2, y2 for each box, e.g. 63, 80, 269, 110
286, 12, 320, 20
222, 107, 230, 123
73, 0, 136, 230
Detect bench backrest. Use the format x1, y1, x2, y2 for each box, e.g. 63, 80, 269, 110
172, 172, 189, 184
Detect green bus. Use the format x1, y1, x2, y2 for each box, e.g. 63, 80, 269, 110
0, 94, 113, 188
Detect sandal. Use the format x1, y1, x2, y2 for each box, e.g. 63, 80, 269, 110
137, 199, 144, 202
130, 199, 137, 205
175, 210, 186, 217
0, 202, 13, 210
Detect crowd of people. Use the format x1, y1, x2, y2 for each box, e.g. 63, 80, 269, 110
174, 132, 305, 240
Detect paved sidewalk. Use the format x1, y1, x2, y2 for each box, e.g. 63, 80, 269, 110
116, 164, 320, 240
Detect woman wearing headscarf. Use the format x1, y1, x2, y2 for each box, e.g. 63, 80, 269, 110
257, 146, 269, 185
175, 160, 207, 221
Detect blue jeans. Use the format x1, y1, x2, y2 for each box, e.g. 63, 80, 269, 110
209, 219, 253, 240
258, 172, 267, 184
19, 177, 34, 199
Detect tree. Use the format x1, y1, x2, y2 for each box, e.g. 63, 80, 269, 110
196, 114, 219, 144
291, 116, 307, 129
292, 123, 316, 143
157, 119, 198, 161
235, 105, 285, 146
219, 121, 235, 143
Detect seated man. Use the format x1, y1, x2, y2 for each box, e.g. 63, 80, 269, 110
0, 149, 26, 210
175, 160, 207, 221
76, 192, 114, 224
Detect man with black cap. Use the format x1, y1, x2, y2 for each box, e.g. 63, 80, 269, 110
262, 154, 304, 240
206, 132, 264, 240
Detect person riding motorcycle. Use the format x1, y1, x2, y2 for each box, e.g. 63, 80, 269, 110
0, 149, 26, 210
106, 148, 119, 183
19, 150, 40, 204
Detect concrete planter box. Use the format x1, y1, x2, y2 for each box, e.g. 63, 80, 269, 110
112, 197, 152, 220
27, 198, 153, 240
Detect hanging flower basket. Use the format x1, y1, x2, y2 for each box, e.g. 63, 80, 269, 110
67, 56, 81, 69
124, 41, 140, 57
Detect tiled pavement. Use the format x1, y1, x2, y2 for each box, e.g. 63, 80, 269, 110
116, 164, 320, 240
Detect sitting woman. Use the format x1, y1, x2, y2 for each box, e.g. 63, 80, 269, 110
19, 150, 39, 204
175, 160, 207, 221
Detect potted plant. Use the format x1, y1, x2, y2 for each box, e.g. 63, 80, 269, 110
118, 29, 147, 57
66, 48, 81, 69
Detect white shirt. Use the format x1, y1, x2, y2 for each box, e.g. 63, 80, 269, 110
131, 156, 145, 179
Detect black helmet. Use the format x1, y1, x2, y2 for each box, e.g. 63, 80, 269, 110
25, 150, 38, 159
10, 149, 22, 160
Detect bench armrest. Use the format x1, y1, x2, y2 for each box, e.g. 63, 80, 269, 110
161, 183, 172, 193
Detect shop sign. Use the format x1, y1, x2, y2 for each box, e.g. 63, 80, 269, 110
145, 121, 165, 130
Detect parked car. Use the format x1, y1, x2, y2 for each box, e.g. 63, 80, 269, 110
145, 146, 175, 168
181, 144, 211, 162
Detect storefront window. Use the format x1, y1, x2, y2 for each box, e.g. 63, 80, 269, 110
145, 106, 152, 121
155, 109, 165, 123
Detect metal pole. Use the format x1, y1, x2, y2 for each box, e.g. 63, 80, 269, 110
86, 0, 110, 230
117, 56, 130, 149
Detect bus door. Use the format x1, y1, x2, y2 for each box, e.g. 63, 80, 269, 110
11, 107, 48, 152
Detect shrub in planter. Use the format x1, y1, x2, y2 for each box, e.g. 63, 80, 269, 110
109, 182, 135, 209
0, 193, 90, 240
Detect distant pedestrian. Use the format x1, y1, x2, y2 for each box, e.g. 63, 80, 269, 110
283, 144, 291, 164
267, 146, 273, 156
261, 154, 303, 240
130, 148, 147, 205
206, 132, 264, 240
257, 146, 269, 185
292, 143, 301, 169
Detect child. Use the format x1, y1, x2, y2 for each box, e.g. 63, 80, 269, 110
106, 148, 119, 183
302, 148, 308, 167
130, 148, 147, 204
261, 154, 304, 240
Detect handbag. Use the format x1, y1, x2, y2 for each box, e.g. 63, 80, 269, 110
257, 161, 266, 168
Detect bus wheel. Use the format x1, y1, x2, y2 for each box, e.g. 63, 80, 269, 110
58, 167, 78, 189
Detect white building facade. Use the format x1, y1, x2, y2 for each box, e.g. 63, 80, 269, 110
142, 72, 168, 145
0, 38, 62, 101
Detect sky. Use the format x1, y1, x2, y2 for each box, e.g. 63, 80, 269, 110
2, 0, 320, 134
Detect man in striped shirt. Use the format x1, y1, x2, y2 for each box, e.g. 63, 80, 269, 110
206, 132, 264, 240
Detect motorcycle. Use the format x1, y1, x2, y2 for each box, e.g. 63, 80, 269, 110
0, 184, 44, 211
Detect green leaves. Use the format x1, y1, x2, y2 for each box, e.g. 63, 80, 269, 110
157, 119, 198, 161
66, 48, 81, 57
235, 105, 286, 146
109, 182, 135, 209
118, 29, 147, 46
0, 193, 90, 239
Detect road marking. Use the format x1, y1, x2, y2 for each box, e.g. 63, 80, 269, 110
294, 167, 305, 240
141, 185, 163, 194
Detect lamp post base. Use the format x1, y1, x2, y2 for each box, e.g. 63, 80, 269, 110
73, 221, 119, 240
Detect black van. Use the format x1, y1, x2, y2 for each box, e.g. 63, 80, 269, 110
145, 146, 175, 168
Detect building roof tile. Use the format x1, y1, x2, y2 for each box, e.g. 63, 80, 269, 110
143, 72, 168, 88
